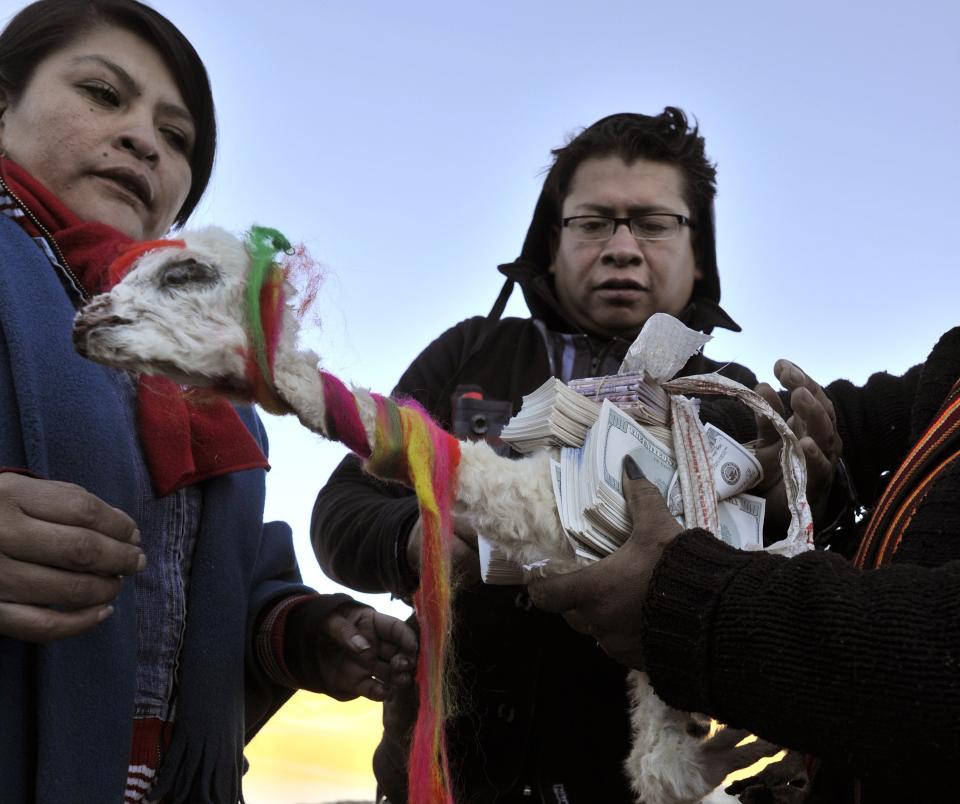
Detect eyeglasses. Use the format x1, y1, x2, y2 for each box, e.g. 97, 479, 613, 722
561, 213, 695, 242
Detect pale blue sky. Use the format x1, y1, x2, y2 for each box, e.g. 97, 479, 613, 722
3, 0, 957, 611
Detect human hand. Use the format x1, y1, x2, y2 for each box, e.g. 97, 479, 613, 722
0, 472, 143, 642
406, 510, 482, 588
526, 457, 681, 669
753, 360, 841, 534
725, 749, 808, 802
283, 598, 418, 702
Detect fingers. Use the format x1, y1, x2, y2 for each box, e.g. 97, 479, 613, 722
4, 522, 145, 577
0, 475, 144, 577
775, 360, 835, 423
371, 611, 419, 656
790, 387, 841, 462
0, 599, 114, 643
527, 566, 592, 614
352, 676, 387, 702
773, 359, 811, 394
0, 554, 123, 607
754, 382, 786, 446
10, 476, 138, 542
325, 609, 374, 653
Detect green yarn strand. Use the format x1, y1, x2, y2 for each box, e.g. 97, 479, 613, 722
244, 225, 293, 379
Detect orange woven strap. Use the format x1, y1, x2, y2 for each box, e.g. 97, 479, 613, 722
854, 377, 960, 569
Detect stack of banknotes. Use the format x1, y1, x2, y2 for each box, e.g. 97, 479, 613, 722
551, 400, 764, 561
499, 372, 673, 452
486, 377, 765, 581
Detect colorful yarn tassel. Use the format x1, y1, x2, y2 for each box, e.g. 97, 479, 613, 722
319, 372, 460, 803
239, 232, 460, 802
243, 226, 294, 414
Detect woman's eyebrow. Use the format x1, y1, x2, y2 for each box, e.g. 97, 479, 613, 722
69, 54, 194, 126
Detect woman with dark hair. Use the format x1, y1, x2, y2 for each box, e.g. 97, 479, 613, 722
0, 2, 416, 802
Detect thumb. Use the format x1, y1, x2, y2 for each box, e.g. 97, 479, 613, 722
622, 457, 680, 543
527, 567, 591, 614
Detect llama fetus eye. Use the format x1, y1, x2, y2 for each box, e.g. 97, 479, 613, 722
160, 258, 219, 290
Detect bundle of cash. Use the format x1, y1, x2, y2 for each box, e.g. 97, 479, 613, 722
499, 372, 673, 454
554, 401, 765, 560
498, 377, 603, 453
567, 371, 671, 427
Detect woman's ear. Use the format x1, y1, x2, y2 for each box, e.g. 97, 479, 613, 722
0, 88, 9, 140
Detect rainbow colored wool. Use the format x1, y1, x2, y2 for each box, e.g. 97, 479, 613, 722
243, 226, 294, 414
320, 370, 460, 804
243, 225, 461, 802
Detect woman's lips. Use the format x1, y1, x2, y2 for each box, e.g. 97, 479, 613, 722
93, 168, 153, 208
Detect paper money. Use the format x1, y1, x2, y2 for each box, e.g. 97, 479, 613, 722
717, 494, 765, 550
499, 377, 602, 453
549, 400, 765, 560
477, 533, 526, 585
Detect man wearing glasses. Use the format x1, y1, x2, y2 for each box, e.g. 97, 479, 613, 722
312, 109, 758, 803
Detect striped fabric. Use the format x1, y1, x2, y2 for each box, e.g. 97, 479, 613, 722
854, 377, 960, 569
125, 718, 172, 802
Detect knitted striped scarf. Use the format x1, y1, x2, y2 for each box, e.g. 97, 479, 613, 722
854, 377, 960, 569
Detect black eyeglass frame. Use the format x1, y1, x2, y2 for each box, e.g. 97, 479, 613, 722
561, 213, 696, 241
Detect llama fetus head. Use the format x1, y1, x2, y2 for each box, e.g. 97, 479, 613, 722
73, 226, 297, 402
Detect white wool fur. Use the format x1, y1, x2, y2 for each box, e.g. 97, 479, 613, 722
73, 226, 740, 804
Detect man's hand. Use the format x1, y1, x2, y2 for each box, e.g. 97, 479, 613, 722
753, 360, 841, 534
407, 511, 482, 587
526, 457, 681, 669
284, 599, 418, 702
0, 473, 144, 642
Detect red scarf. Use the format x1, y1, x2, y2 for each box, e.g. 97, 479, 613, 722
0, 158, 269, 496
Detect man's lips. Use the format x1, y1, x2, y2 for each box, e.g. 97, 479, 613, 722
93, 167, 154, 208
594, 279, 647, 293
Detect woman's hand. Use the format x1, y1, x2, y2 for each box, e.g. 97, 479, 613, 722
0, 472, 144, 642
283, 598, 418, 702
526, 457, 681, 669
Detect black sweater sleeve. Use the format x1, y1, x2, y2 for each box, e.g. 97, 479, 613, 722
641, 529, 960, 781
827, 363, 922, 510
311, 318, 489, 596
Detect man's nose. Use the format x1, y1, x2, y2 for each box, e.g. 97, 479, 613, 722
600, 221, 643, 265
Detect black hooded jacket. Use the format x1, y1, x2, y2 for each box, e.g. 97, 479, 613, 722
311, 182, 757, 804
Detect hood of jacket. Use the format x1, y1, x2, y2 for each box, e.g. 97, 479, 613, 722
489, 176, 741, 336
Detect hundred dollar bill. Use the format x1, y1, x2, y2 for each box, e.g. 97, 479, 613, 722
597, 401, 676, 498
704, 423, 763, 498
716, 493, 765, 550
666, 423, 763, 514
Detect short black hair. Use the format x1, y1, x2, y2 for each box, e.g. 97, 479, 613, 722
542, 109, 718, 290
0, 0, 216, 228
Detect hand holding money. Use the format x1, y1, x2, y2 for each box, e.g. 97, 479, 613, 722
527, 455, 682, 669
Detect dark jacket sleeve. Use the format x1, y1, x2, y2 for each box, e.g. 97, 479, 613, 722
311, 318, 490, 596
640, 528, 960, 783
827, 363, 923, 509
